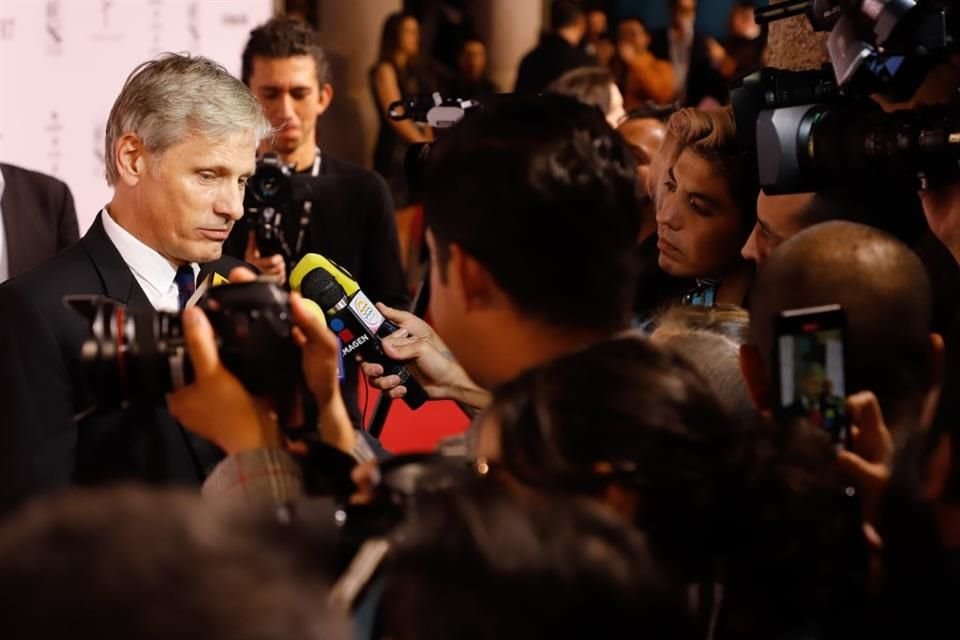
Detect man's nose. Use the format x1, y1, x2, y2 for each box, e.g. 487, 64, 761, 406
742, 223, 761, 263
279, 93, 296, 122
216, 182, 245, 222
655, 197, 678, 228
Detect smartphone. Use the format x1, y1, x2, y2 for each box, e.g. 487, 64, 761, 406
773, 304, 850, 448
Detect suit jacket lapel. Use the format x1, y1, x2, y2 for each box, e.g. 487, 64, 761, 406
80, 212, 151, 307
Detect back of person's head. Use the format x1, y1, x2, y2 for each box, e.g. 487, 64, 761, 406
651, 305, 755, 425
241, 16, 330, 86
485, 333, 743, 581
546, 66, 619, 122
551, 0, 585, 31
379, 473, 696, 640
747, 221, 937, 434
0, 487, 341, 640
424, 93, 640, 332
652, 106, 759, 228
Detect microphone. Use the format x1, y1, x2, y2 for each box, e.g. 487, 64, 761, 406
293, 257, 429, 410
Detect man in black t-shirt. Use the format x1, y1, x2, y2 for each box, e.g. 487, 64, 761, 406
225, 18, 409, 427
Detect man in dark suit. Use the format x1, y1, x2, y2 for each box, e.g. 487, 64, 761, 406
0, 162, 79, 283
0, 53, 271, 513
649, 0, 728, 106
515, 0, 595, 94
226, 18, 409, 427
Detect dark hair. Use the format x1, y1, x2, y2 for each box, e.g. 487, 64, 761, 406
423, 93, 641, 331
459, 33, 487, 50
616, 14, 650, 35
0, 487, 342, 640
488, 333, 743, 581
379, 473, 696, 640
377, 12, 417, 65
242, 17, 331, 87
719, 419, 869, 639
546, 66, 616, 117
551, 0, 585, 30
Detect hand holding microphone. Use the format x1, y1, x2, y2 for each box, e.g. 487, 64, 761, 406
292, 258, 430, 409
361, 303, 490, 410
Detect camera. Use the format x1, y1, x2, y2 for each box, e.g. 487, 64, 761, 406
66, 281, 301, 411
243, 154, 316, 265
736, 0, 959, 194
389, 92, 481, 200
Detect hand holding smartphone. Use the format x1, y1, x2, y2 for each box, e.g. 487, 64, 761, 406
773, 304, 851, 448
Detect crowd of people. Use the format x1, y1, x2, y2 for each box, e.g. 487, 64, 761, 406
0, 1, 958, 639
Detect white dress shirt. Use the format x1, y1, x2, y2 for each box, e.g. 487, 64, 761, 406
101, 207, 199, 312
0, 167, 8, 283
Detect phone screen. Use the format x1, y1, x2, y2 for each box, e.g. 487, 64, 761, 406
775, 305, 849, 446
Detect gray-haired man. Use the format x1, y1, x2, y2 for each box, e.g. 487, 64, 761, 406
0, 54, 271, 513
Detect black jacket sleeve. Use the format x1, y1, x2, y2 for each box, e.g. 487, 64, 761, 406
56, 181, 79, 251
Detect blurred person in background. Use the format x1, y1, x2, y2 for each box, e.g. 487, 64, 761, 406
612, 17, 675, 109
0, 162, 78, 284
721, 0, 767, 78
546, 66, 626, 128
371, 12, 439, 211
447, 35, 498, 100
650, 0, 728, 107
581, 3, 615, 68
515, 0, 593, 94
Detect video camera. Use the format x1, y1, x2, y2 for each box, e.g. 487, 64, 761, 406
243, 153, 316, 267
388, 92, 481, 197
733, 0, 959, 194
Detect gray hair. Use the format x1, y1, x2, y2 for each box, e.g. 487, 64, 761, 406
104, 53, 272, 185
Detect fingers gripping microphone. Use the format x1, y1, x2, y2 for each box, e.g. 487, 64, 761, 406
298, 266, 428, 410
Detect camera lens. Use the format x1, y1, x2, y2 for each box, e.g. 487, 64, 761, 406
68, 282, 302, 411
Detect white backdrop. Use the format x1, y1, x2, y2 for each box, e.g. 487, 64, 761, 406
0, 0, 275, 232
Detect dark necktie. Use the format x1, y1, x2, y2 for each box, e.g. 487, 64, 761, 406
175, 265, 196, 310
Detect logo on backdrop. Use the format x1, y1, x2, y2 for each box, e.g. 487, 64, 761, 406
0, 17, 15, 41
45, 1, 62, 56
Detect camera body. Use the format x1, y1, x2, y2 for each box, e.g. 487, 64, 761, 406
67, 281, 300, 411
736, 0, 959, 194
243, 154, 315, 265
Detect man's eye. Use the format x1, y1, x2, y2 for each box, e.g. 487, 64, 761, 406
199, 171, 217, 181
663, 180, 677, 193
689, 199, 708, 215
291, 90, 310, 100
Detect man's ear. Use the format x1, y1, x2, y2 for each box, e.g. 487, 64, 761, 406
740, 344, 773, 412
919, 333, 946, 430
115, 133, 147, 187
450, 243, 498, 312
317, 83, 334, 116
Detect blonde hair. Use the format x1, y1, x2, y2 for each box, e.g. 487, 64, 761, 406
104, 53, 272, 185
650, 106, 758, 225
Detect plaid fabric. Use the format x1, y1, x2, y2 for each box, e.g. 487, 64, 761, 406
202, 448, 304, 504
